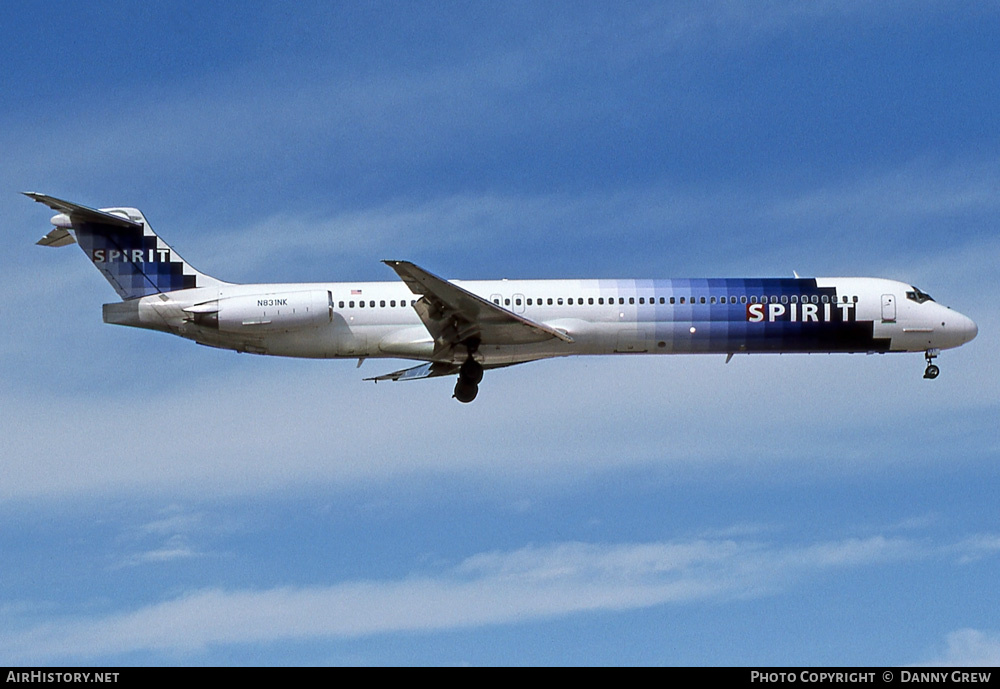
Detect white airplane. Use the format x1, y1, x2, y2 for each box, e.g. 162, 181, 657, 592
27, 192, 978, 403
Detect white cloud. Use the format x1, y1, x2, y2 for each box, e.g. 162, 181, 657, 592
914, 629, 1000, 667
170, 156, 1000, 286
0, 339, 992, 504
118, 536, 199, 567
2, 533, 925, 662
951, 534, 1000, 565
0, 2, 951, 206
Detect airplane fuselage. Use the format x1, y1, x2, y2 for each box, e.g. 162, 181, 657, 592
105, 276, 976, 366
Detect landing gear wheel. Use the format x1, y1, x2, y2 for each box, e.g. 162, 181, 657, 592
923, 349, 940, 380
460, 358, 484, 385
454, 378, 479, 403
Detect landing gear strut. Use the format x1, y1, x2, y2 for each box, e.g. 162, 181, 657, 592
923, 349, 940, 380
453, 340, 483, 403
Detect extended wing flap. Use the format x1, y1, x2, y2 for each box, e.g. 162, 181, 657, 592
382, 260, 573, 348
365, 359, 529, 383
364, 361, 460, 382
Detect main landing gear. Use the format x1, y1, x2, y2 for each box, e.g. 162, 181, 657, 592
923, 349, 940, 380
453, 358, 483, 403
453, 339, 484, 403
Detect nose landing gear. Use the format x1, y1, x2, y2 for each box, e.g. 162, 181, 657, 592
923, 349, 940, 379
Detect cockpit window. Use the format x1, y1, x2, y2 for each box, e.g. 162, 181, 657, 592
906, 286, 934, 304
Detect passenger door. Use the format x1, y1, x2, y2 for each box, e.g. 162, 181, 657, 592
881, 294, 896, 322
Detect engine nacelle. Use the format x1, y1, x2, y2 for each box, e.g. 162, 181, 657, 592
189, 290, 331, 333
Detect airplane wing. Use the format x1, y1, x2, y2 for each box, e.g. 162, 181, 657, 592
382, 260, 573, 354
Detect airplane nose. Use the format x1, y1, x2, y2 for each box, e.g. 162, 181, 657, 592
962, 314, 978, 344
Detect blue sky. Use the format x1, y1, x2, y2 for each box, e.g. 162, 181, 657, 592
1, 1, 998, 666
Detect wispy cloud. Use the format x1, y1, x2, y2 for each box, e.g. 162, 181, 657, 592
117, 536, 200, 568
3, 532, 943, 662
171, 156, 1000, 284
1, 339, 993, 504
0, 2, 952, 208
914, 629, 1000, 667
951, 535, 1000, 565
111, 506, 210, 569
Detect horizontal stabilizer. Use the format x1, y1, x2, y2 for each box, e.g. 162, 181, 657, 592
23, 192, 142, 229
36, 227, 76, 247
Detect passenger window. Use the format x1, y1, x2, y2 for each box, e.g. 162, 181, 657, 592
811, 295, 818, 304
710, 297, 716, 304
659, 297, 665, 304
505, 298, 510, 306
380, 300, 386, 308
629, 297, 635, 305
589, 297, 594, 305
548, 298, 553, 305
359, 301, 365, 308
821, 295, 829, 304
338, 301, 345, 308
568, 298, 574, 305
527, 298, 533, 306
740, 296, 747, 304
515, 298, 522, 306
670, 297, 675, 304
557, 298, 564, 305
598, 297, 604, 305
639, 297, 644, 305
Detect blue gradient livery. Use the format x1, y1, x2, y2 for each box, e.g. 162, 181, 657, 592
27, 193, 978, 403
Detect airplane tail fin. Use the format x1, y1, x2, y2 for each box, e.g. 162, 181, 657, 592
25, 192, 224, 300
